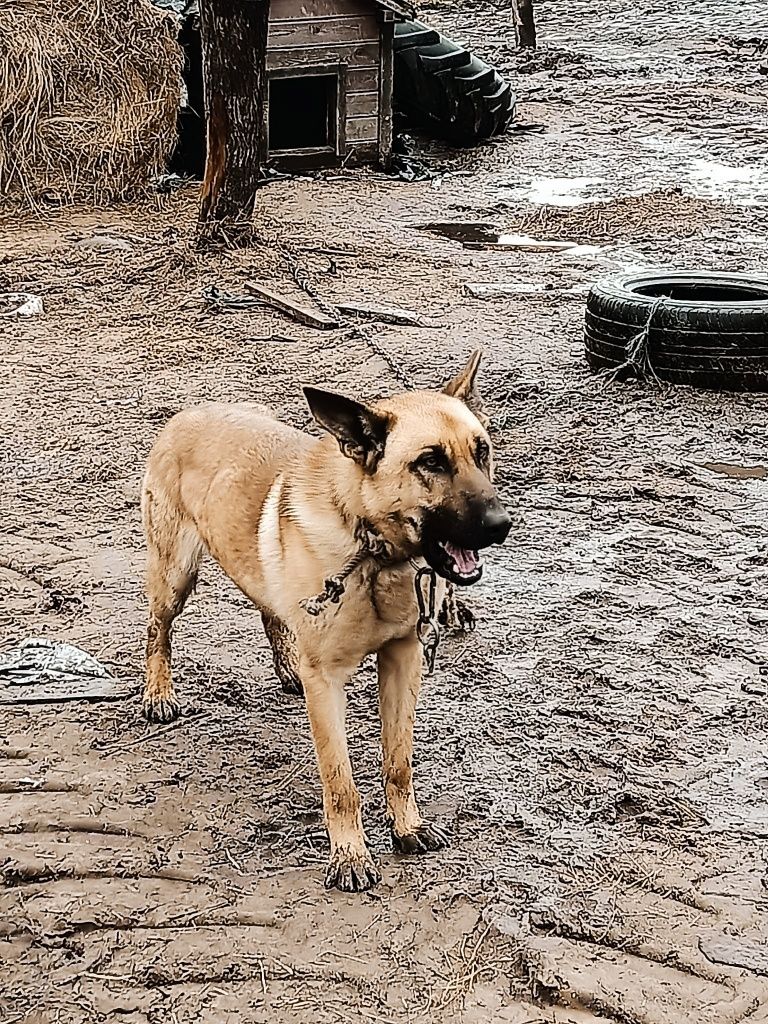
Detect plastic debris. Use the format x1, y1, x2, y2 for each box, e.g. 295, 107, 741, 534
0, 638, 131, 704
0, 293, 44, 317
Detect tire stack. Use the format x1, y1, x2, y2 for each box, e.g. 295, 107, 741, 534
393, 20, 516, 146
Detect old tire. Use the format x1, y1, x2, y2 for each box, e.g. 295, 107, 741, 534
393, 20, 515, 145
584, 271, 768, 391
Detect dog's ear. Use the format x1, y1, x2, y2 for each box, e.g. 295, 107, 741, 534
303, 387, 392, 471
443, 349, 489, 429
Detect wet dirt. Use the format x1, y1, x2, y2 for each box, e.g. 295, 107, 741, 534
3, 0, 768, 1022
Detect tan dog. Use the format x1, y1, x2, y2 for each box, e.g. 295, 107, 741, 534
140, 351, 510, 891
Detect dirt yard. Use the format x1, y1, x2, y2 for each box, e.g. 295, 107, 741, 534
3, 1, 768, 1021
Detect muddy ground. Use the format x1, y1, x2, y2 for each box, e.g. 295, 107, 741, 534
3, 1, 768, 1021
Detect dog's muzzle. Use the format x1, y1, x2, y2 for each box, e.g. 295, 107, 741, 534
421, 500, 512, 586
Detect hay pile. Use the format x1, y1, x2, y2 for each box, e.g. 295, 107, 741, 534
0, 0, 182, 207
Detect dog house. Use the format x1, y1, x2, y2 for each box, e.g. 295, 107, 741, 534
166, 0, 413, 175
264, 0, 413, 170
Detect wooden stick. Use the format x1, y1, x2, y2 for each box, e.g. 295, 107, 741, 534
336, 301, 441, 327
512, 0, 537, 48
244, 282, 340, 329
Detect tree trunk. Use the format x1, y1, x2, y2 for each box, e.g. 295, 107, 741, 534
196, 0, 270, 249
513, 0, 536, 49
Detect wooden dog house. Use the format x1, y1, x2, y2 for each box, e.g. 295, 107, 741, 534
263, 0, 413, 170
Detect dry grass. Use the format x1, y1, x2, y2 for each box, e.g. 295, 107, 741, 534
0, 0, 182, 208
512, 189, 726, 244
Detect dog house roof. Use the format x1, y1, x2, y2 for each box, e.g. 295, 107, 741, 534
368, 0, 416, 17
154, 0, 415, 19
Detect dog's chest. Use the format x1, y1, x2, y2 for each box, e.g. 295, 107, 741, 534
364, 564, 446, 635
310, 566, 447, 665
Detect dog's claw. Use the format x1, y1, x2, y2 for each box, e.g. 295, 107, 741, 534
142, 694, 181, 725
392, 822, 449, 855
324, 849, 381, 892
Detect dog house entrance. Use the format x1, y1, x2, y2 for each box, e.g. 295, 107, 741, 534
269, 73, 339, 153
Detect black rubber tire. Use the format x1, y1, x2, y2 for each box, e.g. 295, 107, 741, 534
584, 271, 768, 392
393, 20, 515, 145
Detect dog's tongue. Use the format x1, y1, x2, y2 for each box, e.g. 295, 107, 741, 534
444, 541, 479, 574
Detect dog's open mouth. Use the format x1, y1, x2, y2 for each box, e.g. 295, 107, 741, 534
423, 537, 484, 586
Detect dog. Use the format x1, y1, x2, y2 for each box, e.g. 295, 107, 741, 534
140, 350, 511, 891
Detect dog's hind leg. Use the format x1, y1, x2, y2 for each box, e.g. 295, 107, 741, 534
142, 488, 203, 724
378, 635, 448, 854
262, 613, 303, 696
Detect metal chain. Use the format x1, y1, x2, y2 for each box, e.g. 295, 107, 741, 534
262, 234, 440, 671
273, 240, 415, 391
414, 565, 441, 676
301, 519, 394, 616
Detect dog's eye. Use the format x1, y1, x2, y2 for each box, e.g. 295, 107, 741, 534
415, 448, 448, 474
475, 438, 490, 466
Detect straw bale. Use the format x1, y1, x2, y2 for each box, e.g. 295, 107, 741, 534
0, 0, 182, 206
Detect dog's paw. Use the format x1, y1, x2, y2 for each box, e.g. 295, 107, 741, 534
438, 594, 476, 633
392, 822, 449, 855
142, 692, 181, 724
324, 847, 381, 893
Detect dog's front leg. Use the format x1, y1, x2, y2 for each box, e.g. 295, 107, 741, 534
300, 659, 381, 892
378, 636, 449, 855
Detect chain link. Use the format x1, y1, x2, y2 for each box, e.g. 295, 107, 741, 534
414, 566, 440, 676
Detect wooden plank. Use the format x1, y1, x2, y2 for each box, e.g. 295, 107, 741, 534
337, 301, 443, 327
378, 20, 394, 168
346, 115, 379, 142
347, 91, 378, 117
345, 141, 378, 164
270, 0, 373, 18
244, 282, 340, 329
268, 15, 380, 47
348, 66, 379, 91
371, 0, 414, 18
267, 148, 343, 170
267, 41, 379, 69
337, 64, 348, 154
268, 35, 378, 52
271, 13, 374, 23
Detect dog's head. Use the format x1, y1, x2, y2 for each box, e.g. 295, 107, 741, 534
303, 351, 511, 586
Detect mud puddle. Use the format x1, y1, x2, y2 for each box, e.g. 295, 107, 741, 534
525, 175, 607, 207
417, 221, 499, 245
701, 461, 768, 480
416, 220, 600, 253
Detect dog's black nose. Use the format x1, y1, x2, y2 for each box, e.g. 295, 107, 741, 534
480, 504, 512, 546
